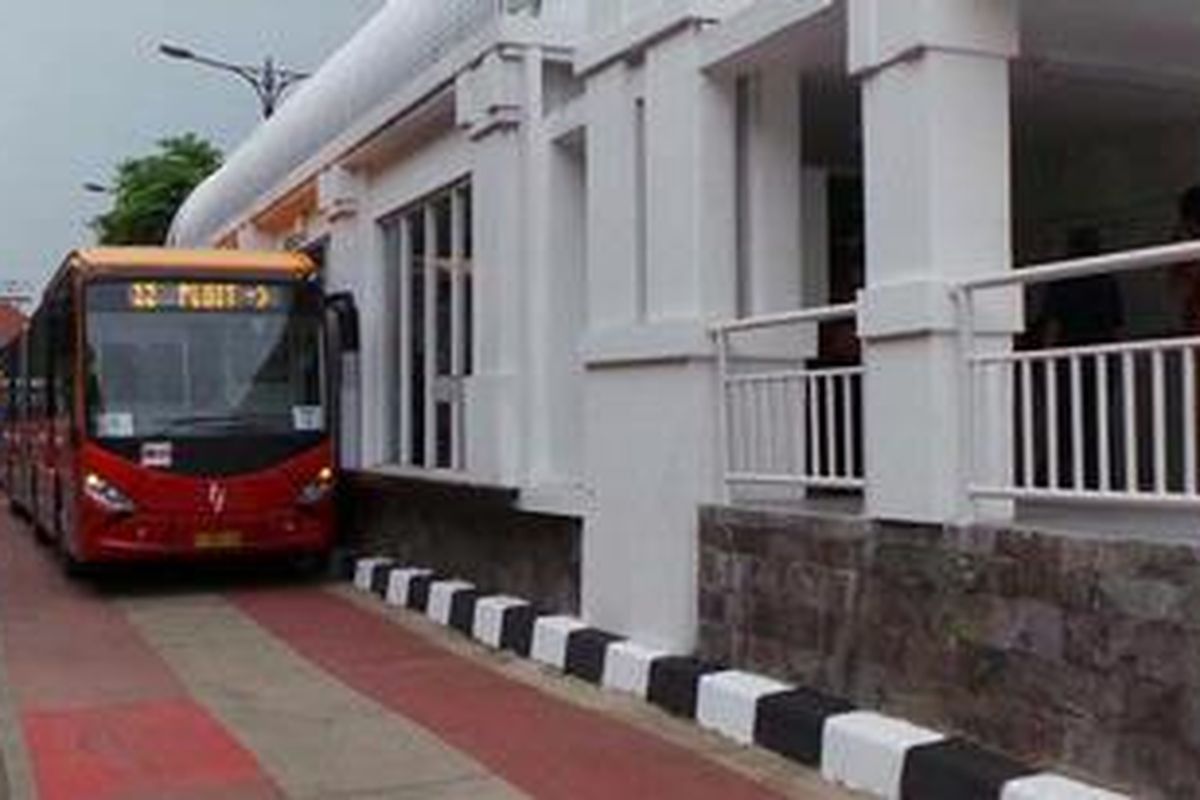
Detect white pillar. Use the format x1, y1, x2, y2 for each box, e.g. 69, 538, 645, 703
318, 166, 376, 468
457, 47, 536, 485
742, 69, 803, 316
852, 0, 1020, 522
580, 25, 737, 651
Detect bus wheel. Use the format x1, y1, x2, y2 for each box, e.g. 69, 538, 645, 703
33, 523, 54, 546
60, 552, 90, 580
56, 540, 89, 580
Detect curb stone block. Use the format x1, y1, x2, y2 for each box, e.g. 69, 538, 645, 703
472, 596, 530, 648
353, 557, 390, 590
427, 580, 475, 625
448, 589, 483, 636
601, 642, 670, 698
346, 559, 1129, 800
647, 657, 725, 719
901, 738, 1035, 800
564, 629, 624, 685
531, 616, 587, 669
754, 688, 856, 767
385, 568, 432, 607
500, 604, 539, 656
822, 712, 944, 799
696, 671, 791, 744
368, 561, 395, 596
1000, 774, 1131, 800
406, 573, 442, 612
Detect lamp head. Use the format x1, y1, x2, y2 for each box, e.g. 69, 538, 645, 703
159, 43, 194, 60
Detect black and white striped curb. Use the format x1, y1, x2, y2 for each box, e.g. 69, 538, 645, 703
352, 557, 1128, 800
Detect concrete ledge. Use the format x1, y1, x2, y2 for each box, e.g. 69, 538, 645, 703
350, 558, 1129, 800
696, 671, 791, 744
345, 467, 519, 511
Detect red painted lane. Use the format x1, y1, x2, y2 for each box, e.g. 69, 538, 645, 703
0, 521, 281, 800
235, 589, 787, 800
25, 701, 278, 800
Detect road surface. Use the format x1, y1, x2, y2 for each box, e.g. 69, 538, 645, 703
0, 505, 852, 800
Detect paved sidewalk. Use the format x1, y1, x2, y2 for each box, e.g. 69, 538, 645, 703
0, 510, 852, 800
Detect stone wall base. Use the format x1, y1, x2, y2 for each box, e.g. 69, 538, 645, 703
698, 505, 1200, 800
339, 470, 581, 614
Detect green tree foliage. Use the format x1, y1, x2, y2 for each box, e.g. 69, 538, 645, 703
91, 134, 222, 245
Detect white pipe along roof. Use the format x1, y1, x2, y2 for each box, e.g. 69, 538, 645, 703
170, 0, 502, 246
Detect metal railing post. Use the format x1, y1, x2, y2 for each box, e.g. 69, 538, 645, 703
954, 284, 977, 522
715, 329, 732, 505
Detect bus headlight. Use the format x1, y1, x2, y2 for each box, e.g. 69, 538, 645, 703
297, 467, 335, 506
84, 473, 135, 515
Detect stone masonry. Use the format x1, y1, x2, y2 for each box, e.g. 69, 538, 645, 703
698, 505, 1200, 799
341, 471, 582, 614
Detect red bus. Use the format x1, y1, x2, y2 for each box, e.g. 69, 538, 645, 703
0, 334, 27, 504
5, 248, 336, 573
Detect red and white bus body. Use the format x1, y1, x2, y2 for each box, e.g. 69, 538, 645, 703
15, 248, 335, 567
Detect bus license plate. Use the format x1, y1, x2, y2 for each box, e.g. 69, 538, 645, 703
195, 531, 243, 550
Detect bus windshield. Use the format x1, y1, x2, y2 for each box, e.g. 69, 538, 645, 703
85, 279, 324, 439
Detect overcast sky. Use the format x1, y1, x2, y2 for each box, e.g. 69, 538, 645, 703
0, 0, 383, 293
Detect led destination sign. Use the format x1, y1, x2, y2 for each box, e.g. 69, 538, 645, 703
126, 282, 281, 312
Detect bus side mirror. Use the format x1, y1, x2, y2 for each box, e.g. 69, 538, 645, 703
326, 292, 360, 354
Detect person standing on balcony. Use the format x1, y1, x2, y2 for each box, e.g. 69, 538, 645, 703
1036, 227, 1125, 489
1174, 185, 1200, 334
1039, 227, 1124, 349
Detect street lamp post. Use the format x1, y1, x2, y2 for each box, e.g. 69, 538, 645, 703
159, 43, 309, 119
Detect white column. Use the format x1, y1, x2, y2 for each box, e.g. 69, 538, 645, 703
580, 26, 737, 651
852, 0, 1020, 522
318, 166, 376, 468
458, 50, 530, 484
742, 69, 803, 316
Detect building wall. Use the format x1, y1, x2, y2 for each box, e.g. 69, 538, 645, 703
341, 472, 581, 613
699, 504, 1200, 799
170, 0, 1200, 749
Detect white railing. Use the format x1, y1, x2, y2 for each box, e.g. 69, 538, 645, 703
712, 304, 863, 500
959, 240, 1200, 508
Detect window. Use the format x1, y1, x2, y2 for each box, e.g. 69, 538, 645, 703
85, 280, 324, 439
380, 182, 473, 470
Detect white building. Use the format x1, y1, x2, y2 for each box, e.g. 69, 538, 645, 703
173, 3, 1200, 792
